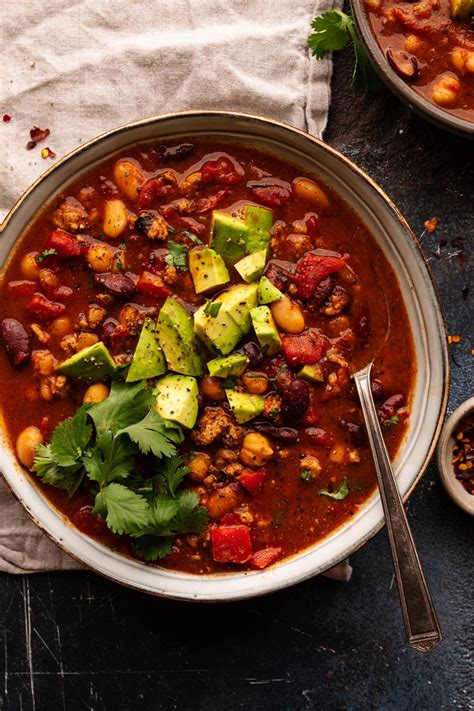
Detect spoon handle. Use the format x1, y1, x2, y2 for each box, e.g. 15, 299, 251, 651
354, 362, 442, 652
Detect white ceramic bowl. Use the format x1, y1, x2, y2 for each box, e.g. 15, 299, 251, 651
437, 398, 474, 516
0, 111, 449, 600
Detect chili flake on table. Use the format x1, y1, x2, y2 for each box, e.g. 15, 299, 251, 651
452, 414, 474, 496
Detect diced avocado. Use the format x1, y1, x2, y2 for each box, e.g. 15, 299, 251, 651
208, 352, 249, 378
189, 247, 230, 294
245, 205, 273, 253
217, 283, 258, 333
258, 276, 284, 304
210, 211, 249, 263
156, 297, 204, 376
194, 302, 243, 355
155, 374, 198, 429
225, 389, 265, 424
56, 342, 118, 382
298, 363, 324, 383
234, 250, 267, 283
126, 320, 166, 382
450, 0, 474, 18
250, 306, 281, 355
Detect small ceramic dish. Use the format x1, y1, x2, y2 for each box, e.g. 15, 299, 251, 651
437, 397, 474, 516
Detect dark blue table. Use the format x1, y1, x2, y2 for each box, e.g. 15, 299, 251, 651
0, 49, 472, 711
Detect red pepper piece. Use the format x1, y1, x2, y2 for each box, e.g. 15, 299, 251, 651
201, 157, 242, 186
46, 229, 82, 258
137, 271, 170, 298
238, 468, 266, 495
7, 280, 38, 298
30, 126, 50, 143
72, 505, 108, 537
27, 293, 66, 321
249, 547, 282, 570
211, 525, 253, 564
196, 189, 229, 213
219, 513, 241, 526
247, 181, 291, 207
281, 329, 329, 367
39, 416, 52, 438
137, 175, 177, 210
293, 252, 345, 300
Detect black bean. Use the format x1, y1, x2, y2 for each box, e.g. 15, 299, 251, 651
241, 341, 264, 368
0, 318, 31, 367
252, 422, 298, 442
340, 420, 366, 447
281, 379, 310, 422
158, 143, 194, 162
312, 275, 335, 306
94, 273, 136, 298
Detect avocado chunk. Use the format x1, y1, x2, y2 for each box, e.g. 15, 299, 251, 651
250, 306, 281, 355
126, 320, 166, 382
208, 352, 249, 378
156, 296, 205, 376
258, 276, 284, 304
245, 205, 273, 253
210, 211, 249, 263
155, 374, 198, 429
225, 389, 265, 424
234, 249, 267, 283
216, 283, 258, 332
298, 363, 324, 383
194, 301, 244, 355
189, 247, 230, 294
450, 0, 474, 17
56, 341, 118, 382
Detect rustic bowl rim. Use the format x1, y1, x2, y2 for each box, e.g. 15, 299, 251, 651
437, 397, 474, 516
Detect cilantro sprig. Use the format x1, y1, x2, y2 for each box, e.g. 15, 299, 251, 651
308, 10, 381, 93
165, 241, 188, 271
319, 477, 350, 500
33, 381, 208, 560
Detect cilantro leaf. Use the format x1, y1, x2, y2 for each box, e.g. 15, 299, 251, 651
133, 536, 174, 561
184, 231, 202, 245
171, 489, 209, 533
50, 406, 92, 467
83, 432, 135, 485
34, 444, 83, 494
383, 414, 400, 430
300, 468, 313, 482
93, 483, 150, 535
160, 456, 190, 498
87, 381, 152, 435
204, 300, 222, 318
35, 248, 57, 263
117, 409, 181, 459
319, 477, 349, 500
164, 241, 188, 270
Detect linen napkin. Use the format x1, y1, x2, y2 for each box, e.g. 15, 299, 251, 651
0, 0, 351, 582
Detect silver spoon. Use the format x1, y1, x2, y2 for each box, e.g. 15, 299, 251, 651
353, 361, 442, 652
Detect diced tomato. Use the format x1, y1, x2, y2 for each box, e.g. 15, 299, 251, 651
137, 175, 177, 210
136, 271, 170, 298
201, 157, 242, 186
39, 416, 52, 438
293, 252, 346, 299
7, 280, 38, 298
72, 505, 108, 536
238, 468, 266, 495
302, 389, 319, 426
219, 513, 241, 526
249, 547, 282, 570
27, 293, 66, 321
46, 229, 82, 258
211, 525, 253, 564
281, 329, 329, 367
305, 214, 319, 239
196, 189, 229, 213
247, 180, 291, 207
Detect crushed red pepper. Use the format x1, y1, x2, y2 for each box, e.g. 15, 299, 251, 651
26, 125, 50, 150
41, 147, 56, 159
452, 414, 474, 495
2, 114, 11, 123
424, 217, 438, 233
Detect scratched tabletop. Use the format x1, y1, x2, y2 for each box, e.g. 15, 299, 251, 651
1, 49, 473, 711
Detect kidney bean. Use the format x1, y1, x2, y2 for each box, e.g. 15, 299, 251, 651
281, 379, 310, 422
378, 394, 405, 424
386, 48, 419, 80
371, 379, 385, 401
305, 427, 334, 448
27, 294, 66, 321
0, 318, 31, 366
354, 308, 371, 344
100, 318, 119, 345
247, 180, 292, 207
311, 275, 335, 307
252, 421, 298, 442
158, 143, 194, 162
201, 157, 242, 186
263, 261, 294, 292
340, 420, 366, 447
94, 273, 136, 298
241, 341, 264, 368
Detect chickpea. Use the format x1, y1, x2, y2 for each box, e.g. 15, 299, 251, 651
103, 199, 128, 239
16, 426, 43, 469
39, 269, 60, 290
432, 75, 460, 106
206, 483, 242, 519
240, 432, 274, 467
292, 178, 330, 210
364, 0, 383, 8
242, 372, 269, 395
76, 332, 99, 351
188, 452, 211, 482
83, 383, 109, 404
113, 159, 144, 202
21, 252, 40, 281
300, 456, 322, 479
452, 47, 474, 74
404, 34, 422, 53
200, 375, 225, 400
86, 243, 114, 273
50, 316, 72, 338
271, 296, 305, 334
119, 304, 144, 331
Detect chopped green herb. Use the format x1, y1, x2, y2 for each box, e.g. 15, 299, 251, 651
119, 242, 127, 249
383, 414, 400, 430
308, 10, 381, 94
184, 230, 202, 245
164, 241, 188, 271
35, 248, 57, 263
300, 469, 313, 482
204, 300, 222, 318
319, 477, 349, 500
221, 376, 237, 389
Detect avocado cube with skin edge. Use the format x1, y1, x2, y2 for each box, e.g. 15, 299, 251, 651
207, 352, 249, 378
55, 341, 119, 382
156, 296, 205, 376
126, 320, 167, 382
210, 211, 249, 263
245, 205, 273, 253
225, 389, 265, 424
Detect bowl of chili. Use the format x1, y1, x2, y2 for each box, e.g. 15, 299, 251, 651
437, 397, 474, 515
351, 0, 474, 138
0, 111, 449, 600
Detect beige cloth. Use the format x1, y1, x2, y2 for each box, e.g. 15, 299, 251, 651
0, 0, 351, 581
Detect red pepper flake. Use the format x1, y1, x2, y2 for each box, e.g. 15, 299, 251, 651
41, 147, 56, 159
424, 217, 438, 233
451, 413, 474, 496
26, 125, 50, 150
448, 335, 461, 344
3, 114, 11, 122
